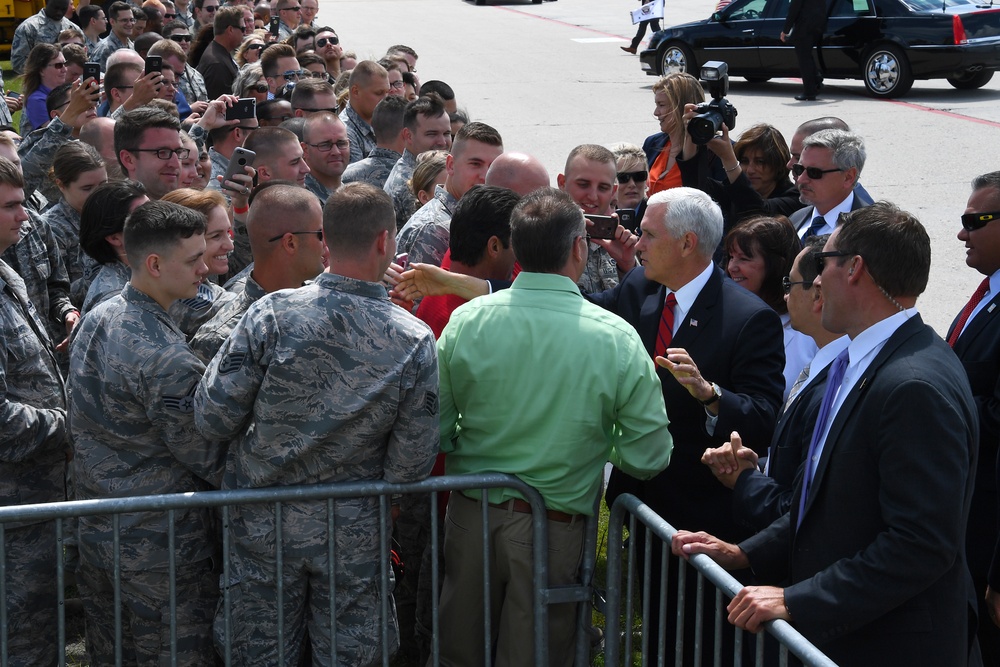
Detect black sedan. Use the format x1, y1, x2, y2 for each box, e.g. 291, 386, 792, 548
638, 0, 1000, 97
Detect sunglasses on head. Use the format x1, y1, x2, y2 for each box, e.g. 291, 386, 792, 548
617, 170, 648, 184
961, 211, 1000, 232
791, 164, 843, 179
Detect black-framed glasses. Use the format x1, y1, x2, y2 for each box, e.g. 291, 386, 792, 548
268, 229, 323, 242
617, 170, 648, 184
782, 276, 813, 294
389, 80, 404, 89
961, 211, 1000, 232
246, 43, 265, 52
48, 61, 67, 69
246, 82, 269, 93
814, 250, 853, 275
282, 69, 306, 81
163, 12, 177, 18
170, 34, 193, 42
306, 139, 349, 152
279, 5, 301, 10
202, 5, 218, 12
126, 147, 191, 160
791, 164, 842, 179
316, 36, 339, 47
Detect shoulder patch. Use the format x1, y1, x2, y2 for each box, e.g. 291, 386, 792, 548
163, 384, 196, 413
423, 391, 438, 416
218, 351, 246, 375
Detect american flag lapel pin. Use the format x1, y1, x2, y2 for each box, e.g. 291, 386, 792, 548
689, 319, 698, 327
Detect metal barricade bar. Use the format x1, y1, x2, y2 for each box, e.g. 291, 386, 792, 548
605, 493, 839, 667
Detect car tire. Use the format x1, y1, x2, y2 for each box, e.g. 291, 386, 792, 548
862, 44, 913, 98
659, 42, 695, 76
947, 69, 994, 90
744, 76, 771, 83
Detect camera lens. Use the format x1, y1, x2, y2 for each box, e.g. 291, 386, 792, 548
688, 112, 722, 145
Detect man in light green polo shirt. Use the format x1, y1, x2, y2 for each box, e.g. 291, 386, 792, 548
435, 187, 673, 667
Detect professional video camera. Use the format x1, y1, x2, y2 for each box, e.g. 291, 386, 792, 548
687, 61, 738, 145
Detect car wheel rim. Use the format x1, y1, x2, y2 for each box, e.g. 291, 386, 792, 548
866, 51, 899, 93
662, 47, 687, 74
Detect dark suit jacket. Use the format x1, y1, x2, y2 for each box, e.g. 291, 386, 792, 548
788, 192, 868, 236
783, 0, 828, 43
948, 291, 1000, 592
731, 361, 828, 533
598, 266, 785, 543
197, 40, 239, 100
741, 315, 979, 665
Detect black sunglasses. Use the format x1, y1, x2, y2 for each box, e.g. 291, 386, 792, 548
246, 43, 265, 52
246, 82, 269, 93
814, 250, 853, 275
961, 211, 1000, 232
782, 276, 813, 294
268, 229, 323, 242
792, 164, 843, 179
170, 34, 192, 42
617, 170, 648, 184
316, 36, 339, 47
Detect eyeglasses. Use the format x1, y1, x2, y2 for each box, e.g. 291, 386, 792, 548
782, 276, 813, 294
279, 5, 301, 10
307, 140, 349, 152
961, 211, 1000, 232
126, 147, 191, 160
170, 34, 193, 42
389, 80, 404, 89
268, 229, 323, 242
316, 36, 339, 47
159, 78, 177, 89
246, 82, 269, 93
282, 69, 307, 80
617, 170, 648, 184
48, 61, 67, 69
246, 43, 265, 52
791, 164, 843, 179
163, 12, 177, 18
202, 5, 218, 12
814, 250, 853, 275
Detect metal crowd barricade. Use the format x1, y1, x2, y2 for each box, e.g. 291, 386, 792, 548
0, 473, 599, 667
604, 493, 839, 667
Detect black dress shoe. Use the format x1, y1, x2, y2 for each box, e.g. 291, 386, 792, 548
795, 94, 818, 101
620, 46, 637, 54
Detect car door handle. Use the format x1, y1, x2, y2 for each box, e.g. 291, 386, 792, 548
742, 29, 755, 33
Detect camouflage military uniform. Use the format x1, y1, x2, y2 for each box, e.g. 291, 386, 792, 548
223, 261, 252, 293
0, 260, 68, 667
69, 283, 226, 666
18, 116, 72, 206
42, 199, 95, 307
92, 32, 134, 72
85, 35, 101, 60
395, 184, 457, 268
1, 212, 75, 349
342, 147, 401, 190
81, 260, 129, 315
384, 149, 418, 231
189, 275, 266, 362
304, 173, 332, 206
194, 272, 440, 666
206, 148, 229, 192
180, 63, 208, 104
226, 220, 252, 284
578, 242, 619, 294
169, 279, 235, 338
340, 105, 377, 164
10, 10, 84, 74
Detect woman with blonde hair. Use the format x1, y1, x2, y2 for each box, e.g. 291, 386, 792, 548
409, 150, 448, 207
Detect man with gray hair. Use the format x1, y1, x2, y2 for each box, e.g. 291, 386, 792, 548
788, 128, 867, 239
599, 186, 785, 661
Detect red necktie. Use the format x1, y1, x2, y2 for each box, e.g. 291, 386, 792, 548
949, 277, 990, 347
655, 292, 677, 358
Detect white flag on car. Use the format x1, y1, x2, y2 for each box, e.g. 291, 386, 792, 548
631, 0, 664, 24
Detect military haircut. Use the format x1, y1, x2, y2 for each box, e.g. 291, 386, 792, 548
114, 106, 182, 171
449, 185, 519, 266
402, 93, 445, 133
148, 37, 187, 62
290, 77, 334, 110
564, 143, 615, 174
81, 180, 148, 265
78, 4, 104, 26
243, 126, 299, 164
46, 83, 73, 115
452, 121, 502, 158
123, 200, 206, 268
371, 95, 406, 144
108, 1, 132, 19
0, 156, 24, 189
105, 62, 143, 92
323, 182, 394, 253
386, 44, 418, 60
419, 80, 454, 102
348, 60, 387, 89
302, 112, 342, 144
247, 183, 319, 251
798, 234, 829, 286
509, 187, 584, 274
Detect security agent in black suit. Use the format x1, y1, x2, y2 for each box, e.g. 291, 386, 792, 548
701, 236, 849, 533
674, 203, 982, 666
787, 129, 867, 240
596, 187, 785, 663
953, 172, 1000, 665
780, 0, 828, 100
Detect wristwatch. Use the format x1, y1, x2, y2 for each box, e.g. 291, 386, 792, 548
699, 382, 722, 406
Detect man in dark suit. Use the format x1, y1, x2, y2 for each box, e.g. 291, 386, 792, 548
196, 5, 241, 99
598, 186, 785, 662
787, 129, 867, 240
675, 202, 981, 666
952, 171, 1000, 664
701, 235, 849, 533
780, 0, 827, 100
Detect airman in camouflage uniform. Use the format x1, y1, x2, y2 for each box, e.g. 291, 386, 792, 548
43, 198, 95, 304
10, 0, 84, 74
0, 156, 69, 667
342, 146, 401, 190
195, 183, 439, 666
304, 172, 332, 206
395, 184, 457, 268
384, 149, 419, 231
179, 63, 208, 106
169, 279, 236, 338
69, 201, 224, 666
81, 260, 129, 315
578, 243, 620, 293
189, 275, 266, 361
340, 103, 377, 165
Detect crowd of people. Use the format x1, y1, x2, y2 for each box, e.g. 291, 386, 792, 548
0, 0, 997, 665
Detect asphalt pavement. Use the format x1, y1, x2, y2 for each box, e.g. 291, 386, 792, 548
319, 0, 1000, 334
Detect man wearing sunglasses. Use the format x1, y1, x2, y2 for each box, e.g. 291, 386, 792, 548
676, 202, 980, 667
275, 0, 302, 39
92, 1, 135, 72
788, 129, 867, 241
260, 43, 301, 97
197, 6, 243, 99
951, 171, 1000, 664
191, 0, 218, 31
11, 0, 84, 75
